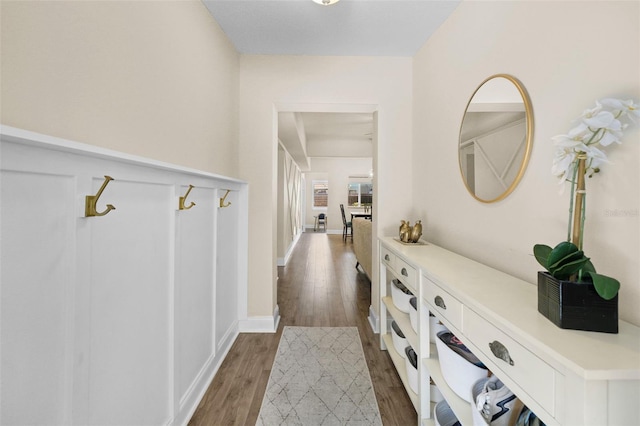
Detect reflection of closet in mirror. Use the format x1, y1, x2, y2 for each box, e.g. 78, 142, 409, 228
459, 75, 533, 203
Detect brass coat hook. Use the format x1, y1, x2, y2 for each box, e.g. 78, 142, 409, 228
179, 185, 196, 210
219, 189, 231, 208
85, 175, 116, 217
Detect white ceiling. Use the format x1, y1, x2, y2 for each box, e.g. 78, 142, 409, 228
202, 0, 461, 56
202, 0, 461, 169
278, 112, 374, 170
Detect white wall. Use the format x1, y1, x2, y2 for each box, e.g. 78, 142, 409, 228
304, 157, 373, 233
0, 0, 239, 177
413, 1, 640, 326
239, 56, 413, 320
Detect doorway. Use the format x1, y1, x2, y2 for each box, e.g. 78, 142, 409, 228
276, 106, 377, 265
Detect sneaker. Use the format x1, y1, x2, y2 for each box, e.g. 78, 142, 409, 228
434, 400, 462, 426
437, 331, 486, 368
514, 406, 546, 426
474, 375, 520, 426
405, 346, 417, 368
392, 279, 413, 295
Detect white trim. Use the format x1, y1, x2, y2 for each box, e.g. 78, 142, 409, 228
236, 185, 250, 328
238, 305, 280, 333
302, 227, 342, 235
175, 327, 239, 426
0, 125, 245, 185
368, 305, 379, 334
277, 231, 302, 266
274, 102, 378, 114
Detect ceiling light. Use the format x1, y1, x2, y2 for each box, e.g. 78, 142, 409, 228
312, 0, 340, 5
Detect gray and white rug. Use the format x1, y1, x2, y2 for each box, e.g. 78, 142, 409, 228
256, 326, 383, 426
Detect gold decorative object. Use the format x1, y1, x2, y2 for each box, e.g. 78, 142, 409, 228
179, 185, 196, 210
85, 175, 116, 217
398, 219, 423, 243
410, 220, 422, 243
399, 220, 411, 243
219, 189, 232, 208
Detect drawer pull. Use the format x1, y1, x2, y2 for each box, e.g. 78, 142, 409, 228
489, 340, 514, 366
384, 254, 390, 261
434, 295, 446, 309
401, 267, 409, 277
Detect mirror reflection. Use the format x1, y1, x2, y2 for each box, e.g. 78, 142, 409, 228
459, 74, 533, 203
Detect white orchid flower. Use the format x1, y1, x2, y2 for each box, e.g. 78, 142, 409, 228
583, 145, 609, 175
596, 128, 623, 146
551, 97, 638, 183
551, 136, 586, 180
582, 110, 621, 130
580, 102, 603, 120
552, 148, 576, 180
600, 98, 640, 121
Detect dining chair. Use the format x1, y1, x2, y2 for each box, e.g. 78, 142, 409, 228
339, 204, 352, 241
317, 213, 327, 231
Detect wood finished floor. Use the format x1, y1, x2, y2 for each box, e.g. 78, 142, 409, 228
188, 232, 416, 426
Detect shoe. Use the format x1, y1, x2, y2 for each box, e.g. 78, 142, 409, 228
514, 406, 546, 426
436, 331, 486, 368
473, 375, 520, 426
434, 400, 461, 426
392, 279, 413, 295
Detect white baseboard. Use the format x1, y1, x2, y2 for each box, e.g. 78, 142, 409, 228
238, 305, 280, 333
176, 323, 239, 426
303, 226, 343, 236
368, 305, 379, 334
277, 232, 302, 266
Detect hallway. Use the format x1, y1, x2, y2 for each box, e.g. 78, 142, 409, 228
189, 233, 416, 425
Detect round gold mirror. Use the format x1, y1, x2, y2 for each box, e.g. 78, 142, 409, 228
458, 74, 533, 203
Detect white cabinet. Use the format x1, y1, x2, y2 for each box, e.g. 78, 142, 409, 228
379, 237, 640, 426
0, 126, 248, 426
379, 240, 430, 424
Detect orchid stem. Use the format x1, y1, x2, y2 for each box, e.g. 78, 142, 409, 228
567, 165, 578, 242
571, 157, 587, 250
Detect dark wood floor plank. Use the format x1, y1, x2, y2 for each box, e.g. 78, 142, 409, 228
189, 233, 416, 426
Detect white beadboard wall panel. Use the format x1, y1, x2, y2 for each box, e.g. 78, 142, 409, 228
0, 171, 75, 426
176, 186, 216, 404
88, 180, 173, 426
216, 189, 239, 351
0, 126, 248, 426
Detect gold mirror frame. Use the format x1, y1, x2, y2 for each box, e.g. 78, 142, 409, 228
458, 74, 534, 203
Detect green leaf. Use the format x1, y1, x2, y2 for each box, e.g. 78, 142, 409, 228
551, 256, 590, 280
533, 244, 552, 268
546, 241, 579, 270
582, 259, 597, 275
587, 272, 620, 300
548, 249, 585, 273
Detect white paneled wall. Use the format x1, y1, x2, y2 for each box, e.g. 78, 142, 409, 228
0, 126, 247, 426
277, 146, 302, 266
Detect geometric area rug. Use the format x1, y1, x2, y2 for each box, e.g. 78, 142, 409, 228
256, 327, 383, 426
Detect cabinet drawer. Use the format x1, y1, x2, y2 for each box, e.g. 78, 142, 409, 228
381, 246, 395, 269
395, 257, 417, 290
464, 308, 557, 417
423, 276, 463, 332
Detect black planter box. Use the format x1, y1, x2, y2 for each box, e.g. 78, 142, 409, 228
537, 271, 618, 333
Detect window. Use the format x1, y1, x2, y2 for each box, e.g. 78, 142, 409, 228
348, 182, 373, 207
312, 180, 328, 208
